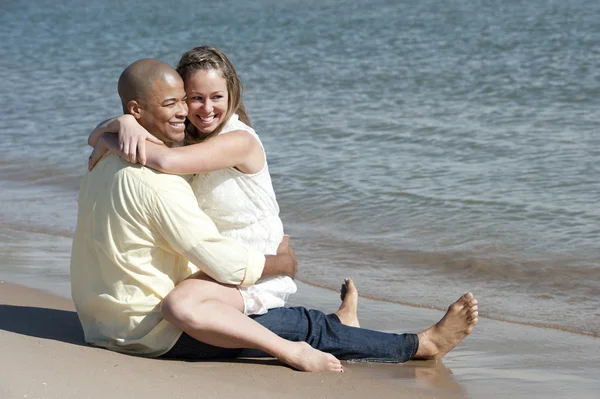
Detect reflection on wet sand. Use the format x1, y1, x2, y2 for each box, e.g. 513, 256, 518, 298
345, 360, 467, 398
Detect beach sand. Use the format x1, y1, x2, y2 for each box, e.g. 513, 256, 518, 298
2, 281, 599, 399
1, 282, 454, 399
1, 228, 599, 398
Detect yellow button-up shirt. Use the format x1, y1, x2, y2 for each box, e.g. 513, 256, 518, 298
70, 155, 265, 357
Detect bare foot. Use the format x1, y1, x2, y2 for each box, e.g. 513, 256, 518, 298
414, 292, 478, 361
335, 278, 360, 327
280, 342, 343, 372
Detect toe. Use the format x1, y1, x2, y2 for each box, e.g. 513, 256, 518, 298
458, 292, 473, 306
468, 310, 479, 321
340, 280, 348, 298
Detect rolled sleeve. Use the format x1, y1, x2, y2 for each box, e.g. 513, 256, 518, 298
240, 249, 265, 287
151, 175, 265, 285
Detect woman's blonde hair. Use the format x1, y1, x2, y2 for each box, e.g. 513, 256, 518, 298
176, 46, 250, 144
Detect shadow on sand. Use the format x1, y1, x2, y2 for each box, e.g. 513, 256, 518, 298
0, 304, 285, 368
0, 305, 85, 346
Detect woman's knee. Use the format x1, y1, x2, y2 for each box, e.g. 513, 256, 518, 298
161, 289, 191, 325
161, 281, 203, 325
160, 279, 233, 324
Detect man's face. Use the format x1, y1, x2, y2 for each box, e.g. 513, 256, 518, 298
138, 75, 188, 146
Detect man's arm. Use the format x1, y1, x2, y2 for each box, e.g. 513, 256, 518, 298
152, 176, 296, 286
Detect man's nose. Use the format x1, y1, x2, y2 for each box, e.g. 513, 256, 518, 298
176, 101, 188, 117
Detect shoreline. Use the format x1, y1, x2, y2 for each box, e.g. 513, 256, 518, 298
1, 220, 598, 338
1, 228, 599, 398
298, 279, 600, 339
2, 277, 600, 398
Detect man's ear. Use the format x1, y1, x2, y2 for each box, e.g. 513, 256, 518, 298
127, 100, 143, 119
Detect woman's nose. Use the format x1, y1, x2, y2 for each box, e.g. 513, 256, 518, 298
202, 100, 213, 112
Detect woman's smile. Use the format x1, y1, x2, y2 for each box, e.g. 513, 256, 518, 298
185, 69, 229, 135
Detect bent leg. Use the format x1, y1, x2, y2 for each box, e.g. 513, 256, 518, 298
162, 278, 477, 365
161, 277, 343, 372
170, 274, 245, 312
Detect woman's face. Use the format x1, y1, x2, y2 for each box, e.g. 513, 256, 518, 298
184, 69, 229, 135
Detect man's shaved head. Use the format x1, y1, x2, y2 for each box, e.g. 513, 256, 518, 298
116, 58, 188, 146
117, 58, 182, 113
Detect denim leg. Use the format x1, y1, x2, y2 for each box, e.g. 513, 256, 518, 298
241, 307, 419, 363
161, 306, 419, 363
160, 331, 245, 360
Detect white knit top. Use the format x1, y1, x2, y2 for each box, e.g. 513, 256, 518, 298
190, 114, 296, 315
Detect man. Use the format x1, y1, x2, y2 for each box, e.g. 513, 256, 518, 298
71, 58, 478, 373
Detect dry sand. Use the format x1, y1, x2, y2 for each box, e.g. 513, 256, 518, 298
1, 277, 600, 398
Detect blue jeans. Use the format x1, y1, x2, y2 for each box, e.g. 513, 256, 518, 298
161, 306, 419, 363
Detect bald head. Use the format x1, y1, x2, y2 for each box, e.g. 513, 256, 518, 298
116, 58, 188, 146
117, 58, 182, 113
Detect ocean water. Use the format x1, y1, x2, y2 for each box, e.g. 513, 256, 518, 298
1, 0, 599, 336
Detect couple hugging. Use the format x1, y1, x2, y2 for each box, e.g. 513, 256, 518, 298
71, 46, 478, 372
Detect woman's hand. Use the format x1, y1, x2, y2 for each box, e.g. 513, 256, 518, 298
88, 115, 164, 165
116, 115, 164, 165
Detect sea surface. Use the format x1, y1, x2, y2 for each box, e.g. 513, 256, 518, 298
1, 0, 599, 337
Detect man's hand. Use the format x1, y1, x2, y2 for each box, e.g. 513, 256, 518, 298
262, 235, 298, 279
276, 235, 298, 278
